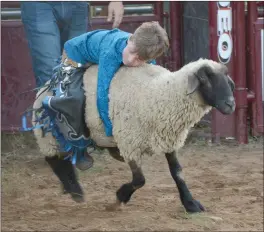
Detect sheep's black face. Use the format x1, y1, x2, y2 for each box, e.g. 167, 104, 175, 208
195, 64, 236, 115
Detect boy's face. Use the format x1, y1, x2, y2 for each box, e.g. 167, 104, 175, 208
122, 40, 145, 67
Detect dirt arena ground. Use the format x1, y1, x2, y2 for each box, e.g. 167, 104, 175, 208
1, 133, 263, 231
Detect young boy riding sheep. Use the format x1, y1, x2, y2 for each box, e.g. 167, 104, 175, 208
34, 21, 169, 199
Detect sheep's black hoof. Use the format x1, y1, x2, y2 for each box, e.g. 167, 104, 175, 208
116, 183, 135, 204
61, 184, 85, 203
70, 190, 85, 203
68, 180, 85, 203
183, 199, 205, 213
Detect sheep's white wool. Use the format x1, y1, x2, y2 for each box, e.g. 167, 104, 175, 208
33, 58, 222, 163
83, 58, 220, 162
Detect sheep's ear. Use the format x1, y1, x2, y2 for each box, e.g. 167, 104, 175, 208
195, 65, 212, 84
187, 74, 200, 95
187, 65, 213, 95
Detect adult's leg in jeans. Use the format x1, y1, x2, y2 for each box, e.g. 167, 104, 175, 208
67, 2, 89, 39
21, 2, 61, 87
52, 1, 89, 49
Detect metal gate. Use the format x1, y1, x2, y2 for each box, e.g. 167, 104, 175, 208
208, 1, 264, 143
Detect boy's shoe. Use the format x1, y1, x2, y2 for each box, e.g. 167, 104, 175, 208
75, 152, 94, 171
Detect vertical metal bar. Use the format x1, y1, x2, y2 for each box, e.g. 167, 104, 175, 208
169, 1, 182, 71
233, 2, 248, 143
154, 1, 164, 27
154, 1, 165, 66
247, 1, 259, 136
208, 1, 220, 143
163, 11, 170, 68
253, 20, 264, 135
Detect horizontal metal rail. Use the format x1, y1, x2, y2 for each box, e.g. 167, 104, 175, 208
1, 5, 154, 20
1, 1, 157, 8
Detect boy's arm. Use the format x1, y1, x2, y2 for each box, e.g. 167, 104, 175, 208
97, 54, 121, 137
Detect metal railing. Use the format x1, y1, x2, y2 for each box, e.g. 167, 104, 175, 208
1, 4, 154, 20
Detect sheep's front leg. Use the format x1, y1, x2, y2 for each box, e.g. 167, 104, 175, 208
106, 160, 145, 211
165, 151, 205, 213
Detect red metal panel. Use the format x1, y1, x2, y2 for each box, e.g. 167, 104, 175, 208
208, 1, 236, 142
1, 21, 36, 132
1, 1, 20, 7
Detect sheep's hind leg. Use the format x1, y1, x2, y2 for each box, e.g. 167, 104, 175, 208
106, 160, 145, 211
45, 155, 84, 203
165, 151, 205, 213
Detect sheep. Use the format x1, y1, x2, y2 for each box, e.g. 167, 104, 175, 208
32, 58, 235, 213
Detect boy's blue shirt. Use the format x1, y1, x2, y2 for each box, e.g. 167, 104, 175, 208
64, 28, 156, 137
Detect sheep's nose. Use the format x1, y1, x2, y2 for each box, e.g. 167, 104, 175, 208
225, 96, 235, 107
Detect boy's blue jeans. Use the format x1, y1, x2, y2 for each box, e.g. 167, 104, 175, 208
21, 1, 89, 87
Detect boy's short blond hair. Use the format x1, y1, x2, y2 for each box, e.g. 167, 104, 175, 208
129, 21, 169, 61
